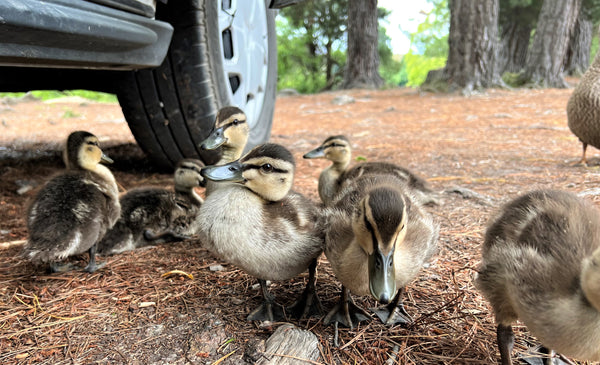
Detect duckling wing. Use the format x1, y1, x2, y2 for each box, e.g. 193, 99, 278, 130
24, 172, 115, 264
119, 188, 176, 231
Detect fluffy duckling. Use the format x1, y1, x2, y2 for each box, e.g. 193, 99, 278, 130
196, 143, 324, 322
323, 173, 439, 330
303, 135, 437, 206
98, 158, 204, 255
199, 106, 249, 196
475, 190, 600, 364
22, 131, 120, 273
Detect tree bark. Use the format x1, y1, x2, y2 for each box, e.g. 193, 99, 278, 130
497, 21, 532, 74
521, 0, 581, 87
423, 0, 500, 94
564, 6, 593, 76
342, 0, 383, 89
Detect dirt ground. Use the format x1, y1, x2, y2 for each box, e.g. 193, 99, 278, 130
1, 84, 599, 365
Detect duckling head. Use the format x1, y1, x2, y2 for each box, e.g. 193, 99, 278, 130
200, 106, 249, 161
201, 143, 295, 202
582, 247, 600, 312
63, 131, 113, 170
353, 187, 408, 304
174, 158, 205, 189
303, 135, 351, 167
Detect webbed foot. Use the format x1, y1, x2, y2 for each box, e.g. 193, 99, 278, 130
247, 279, 285, 322
372, 302, 412, 325
324, 286, 370, 329
247, 301, 286, 322
372, 287, 413, 325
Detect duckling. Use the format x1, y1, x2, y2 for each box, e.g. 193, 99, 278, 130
303, 135, 437, 206
22, 131, 120, 273
196, 143, 324, 322
475, 190, 600, 365
199, 106, 249, 196
323, 173, 439, 331
98, 158, 204, 255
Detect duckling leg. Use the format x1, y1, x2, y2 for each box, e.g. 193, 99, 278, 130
324, 286, 371, 329
83, 244, 105, 273
497, 324, 514, 365
247, 279, 285, 322
287, 258, 323, 319
372, 287, 413, 325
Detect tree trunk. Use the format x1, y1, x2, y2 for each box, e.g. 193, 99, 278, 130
424, 0, 500, 94
342, 0, 383, 89
521, 0, 581, 88
497, 20, 532, 74
564, 6, 593, 76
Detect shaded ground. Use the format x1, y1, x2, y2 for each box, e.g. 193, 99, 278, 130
1, 86, 599, 364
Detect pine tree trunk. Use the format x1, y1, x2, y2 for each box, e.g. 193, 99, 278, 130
342, 0, 383, 89
522, 0, 581, 87
564, 8, 593, 76
424, 0, 500, 93
497, 20, 532, 74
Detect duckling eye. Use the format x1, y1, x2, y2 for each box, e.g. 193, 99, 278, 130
261, 163, 273, 173
232, 119, 239, 125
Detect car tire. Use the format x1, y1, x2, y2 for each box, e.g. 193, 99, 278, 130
117, 0, 277, 169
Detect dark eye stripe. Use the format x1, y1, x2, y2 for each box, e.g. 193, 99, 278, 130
223, 119, 246, 129
243, 164, 287, 174
325, 142, 346, 148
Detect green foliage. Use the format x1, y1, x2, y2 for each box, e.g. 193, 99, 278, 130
403, 53, 446, 87
378, 27, 407, 86
0, 90, 117, 102
408, 0, 449, 58
400, 0, 449, 87
277, 0, 348, 93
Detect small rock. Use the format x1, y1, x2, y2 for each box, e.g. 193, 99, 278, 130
209, 264, 224, 272
331, 95, 355, 105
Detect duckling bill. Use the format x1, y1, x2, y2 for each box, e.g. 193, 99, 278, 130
22, 131, 120, 273
197, 143, 324, 322
199, 106, 249, 197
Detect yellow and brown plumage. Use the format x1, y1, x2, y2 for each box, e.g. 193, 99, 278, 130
22, 131, 120, 273
196, 143, 324, 322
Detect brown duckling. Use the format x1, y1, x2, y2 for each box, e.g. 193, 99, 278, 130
196, 143, 324, 322
22, 131, 120, 273
475, 190, 600, 364
323, 172, 439, 331
98, 158, 204, 255
303, 135, 437, 205
199, 106, 249, 196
